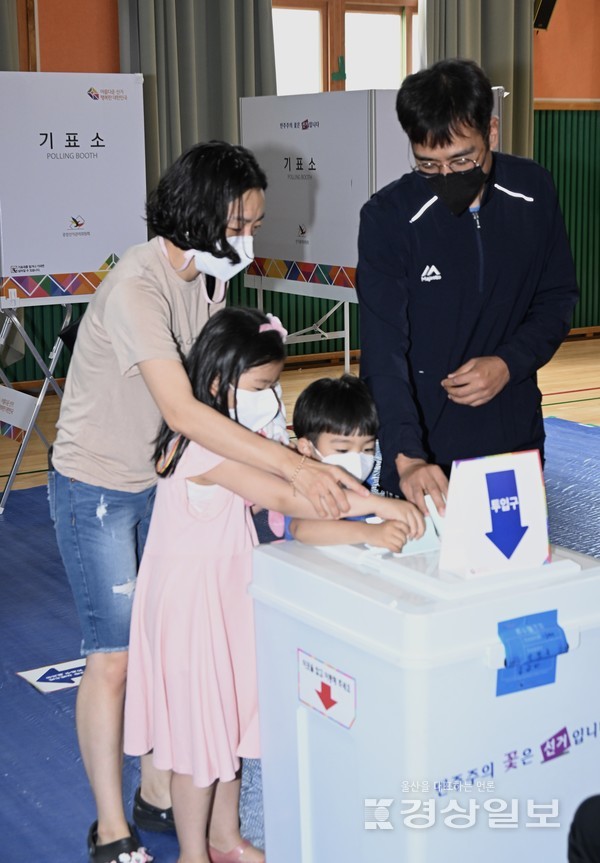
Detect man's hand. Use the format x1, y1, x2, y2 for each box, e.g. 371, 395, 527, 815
395, 455, 448, 517
441, 356, 509, 407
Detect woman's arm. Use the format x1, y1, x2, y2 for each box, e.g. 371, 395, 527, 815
200, 458, 343, 519
139, 357, 369, 517
200, 458, 425, 541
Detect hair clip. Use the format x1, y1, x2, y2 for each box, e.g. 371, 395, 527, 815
259, 313, 288, 342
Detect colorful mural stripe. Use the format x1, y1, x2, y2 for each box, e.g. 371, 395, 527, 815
1, 254, 119, 301
0, 421, 24, 443
248, 257, 356, 290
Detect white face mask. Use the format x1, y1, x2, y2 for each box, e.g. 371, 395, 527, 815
191, 235, 254, 281
319, 450, 375, 483
229, 386, 280, 432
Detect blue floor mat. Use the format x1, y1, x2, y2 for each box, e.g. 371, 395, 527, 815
0, 486, 179, 863
544, 417, 600, 558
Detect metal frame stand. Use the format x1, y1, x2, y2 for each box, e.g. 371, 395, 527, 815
0, 304, 71, 514
250, 276, 354, 372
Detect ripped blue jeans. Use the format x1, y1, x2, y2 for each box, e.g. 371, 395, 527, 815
48, 469, 156, 656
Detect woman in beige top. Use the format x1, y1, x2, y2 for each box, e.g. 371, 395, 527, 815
49, 141, 365, 863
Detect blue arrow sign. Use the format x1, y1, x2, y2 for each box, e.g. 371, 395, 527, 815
37, 665, 85, 685
485, 470, 528, 558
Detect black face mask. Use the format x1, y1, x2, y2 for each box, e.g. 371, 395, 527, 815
427, 166, 488, 216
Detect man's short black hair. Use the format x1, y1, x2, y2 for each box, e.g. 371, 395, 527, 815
293, 374, 379, 445
396, 58, 494, 147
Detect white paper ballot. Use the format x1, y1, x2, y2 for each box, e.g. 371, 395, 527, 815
424, 493, 445, 538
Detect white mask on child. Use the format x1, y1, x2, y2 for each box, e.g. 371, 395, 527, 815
193, 235, 254, 281
230, 386, 280, 432
319, 451, 375, 482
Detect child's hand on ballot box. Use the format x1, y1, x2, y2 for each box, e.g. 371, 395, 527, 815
358, 518, 416, 553
370, 496, 425, 541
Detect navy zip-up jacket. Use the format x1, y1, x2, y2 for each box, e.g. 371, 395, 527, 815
356, 152, 579, 494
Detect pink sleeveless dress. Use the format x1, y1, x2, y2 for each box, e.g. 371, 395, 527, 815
124, 441, 260, 787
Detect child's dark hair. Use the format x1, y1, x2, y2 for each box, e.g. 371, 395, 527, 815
293, 375, 379, 445
154, 306, 286, 477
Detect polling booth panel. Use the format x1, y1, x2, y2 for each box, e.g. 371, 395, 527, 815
0, 72, 146, 512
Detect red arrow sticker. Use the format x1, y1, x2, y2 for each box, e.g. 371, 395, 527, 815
316, 682, 337, 710
298, 648, 356, 728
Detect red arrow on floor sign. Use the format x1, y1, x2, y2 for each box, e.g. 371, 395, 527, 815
316, 682, 337, 710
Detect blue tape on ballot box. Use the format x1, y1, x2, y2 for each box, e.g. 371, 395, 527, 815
496, 610, 568, 696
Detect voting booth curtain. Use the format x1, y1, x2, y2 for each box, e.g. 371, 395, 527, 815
118, 0, 278, 195
0, 0, 19, 72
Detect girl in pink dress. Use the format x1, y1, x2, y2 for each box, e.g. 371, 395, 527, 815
124, 306, 422, 863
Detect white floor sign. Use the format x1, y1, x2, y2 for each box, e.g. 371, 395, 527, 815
17, 658, 86, 693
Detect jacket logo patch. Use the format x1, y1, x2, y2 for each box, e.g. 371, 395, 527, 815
421, 265, 442, 282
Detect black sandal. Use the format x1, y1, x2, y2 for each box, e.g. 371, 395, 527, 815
132, 786, 175, 833
87, 821, 154, 863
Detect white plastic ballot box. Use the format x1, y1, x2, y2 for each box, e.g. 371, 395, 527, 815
250, 541, 600, 862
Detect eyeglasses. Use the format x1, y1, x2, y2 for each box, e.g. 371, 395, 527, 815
411, 149, 485, 177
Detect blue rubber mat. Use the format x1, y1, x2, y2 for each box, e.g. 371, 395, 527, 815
544, 417, 600, 558
0, 486, 179, 863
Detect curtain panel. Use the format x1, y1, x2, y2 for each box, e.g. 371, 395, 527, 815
0, 0, 19, 72
118, 0, 277, 194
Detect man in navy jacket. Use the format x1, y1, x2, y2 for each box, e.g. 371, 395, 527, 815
356, 59, 579, 516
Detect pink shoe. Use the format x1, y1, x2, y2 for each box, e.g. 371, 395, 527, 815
208, 839, 264, 863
